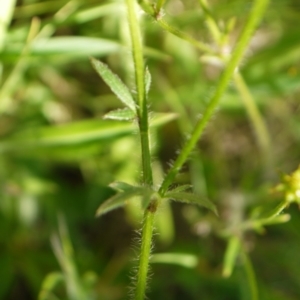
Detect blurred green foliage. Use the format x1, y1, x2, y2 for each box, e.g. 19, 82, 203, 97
1, 0, 300, 299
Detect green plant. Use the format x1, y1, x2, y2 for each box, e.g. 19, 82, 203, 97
91, 0, 271, 299
2, 1, 300, 299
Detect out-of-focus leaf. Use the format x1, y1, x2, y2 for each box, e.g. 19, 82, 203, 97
109, 181, 137, 192
0, 0, 16, 50
222, 236, 240, 278
5, 37, 122, 57
155, 201, 174, 246
145, 67, 151, 95
243, 214, 291, 233
168, 184, 192, 193
151, 253, 198, 268
165, 191, 218, 215
0, 113, 177, 153
72, 3, 120, 24
91, 57, 136, 111
104, 108, 136, 121
13, 1, 69, 19
38, 272, 64, 300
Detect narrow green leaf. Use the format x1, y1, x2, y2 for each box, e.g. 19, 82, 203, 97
222, 236, 240, 278
145, 67, 151, 95
72, 3, 119, 24
165, 191, 217, 215
109, 181, 137, 192
104, 108, 136, 121
0, 113, 177, 153
96, 187, 153, 217
151, 253, 198, 268
96, 183, 155, 217
96, 190, 139, 217
38, 272, 64, 300
168, 184, 192, 193
6, 37, 121, 57
246, 214, 291, 232
90, 57, 136, 111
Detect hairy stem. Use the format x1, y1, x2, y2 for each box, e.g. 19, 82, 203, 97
126, 1, 154, 299
135, 210, 155, 300
158, 0, 270, 196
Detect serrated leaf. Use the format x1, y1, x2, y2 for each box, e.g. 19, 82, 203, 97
145, 67, 151, 95
168, 184, 192, 193
104, 108, 136, 121
90, 57, 136, 111
165, 191, 218, 215
96, 186, 153, 217
109, 181, 136, 192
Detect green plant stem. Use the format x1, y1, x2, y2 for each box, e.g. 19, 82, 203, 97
233, 71, 271, 155
126, 1, 155, 299
156, 0, 166, 12
126, 0, 153, 186
158, 0, 270, 196
135, 210, 155, 300
263, 200, 288, 219
241, 249, 258, 300
157, 19, 213, 53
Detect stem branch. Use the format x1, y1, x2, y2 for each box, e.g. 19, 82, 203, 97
159, 0, 270, 196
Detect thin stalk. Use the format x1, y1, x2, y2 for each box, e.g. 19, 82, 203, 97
157, 19, 213, 53
156, 0, 166, 12
126, 0, 153, 186
241, 250, 259, 300
233, 71, 271, 154
126, 1, 155, 299
138, 1, 213, 54
158, 0, 270, 196
135, 210, 155, 300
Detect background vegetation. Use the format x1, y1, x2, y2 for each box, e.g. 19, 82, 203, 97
1, 0, 300, 299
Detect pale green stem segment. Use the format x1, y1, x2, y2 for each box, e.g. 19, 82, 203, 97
233, 71, 271, 154
158, 0, 270, 196
126, 0, 145, 112
126, 0, 153, 186
126, 1, 155, 299
157, 19, 213, 53
135, 210, 155, 300
241, 249, 258, 300
156, 0, 166, 12
263, 200, 289, 219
